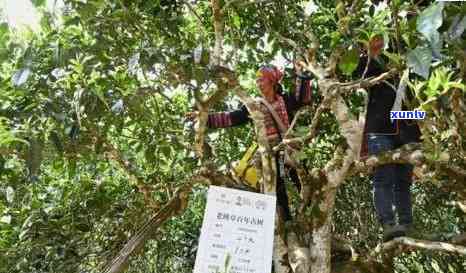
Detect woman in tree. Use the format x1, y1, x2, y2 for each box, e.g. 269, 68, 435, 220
190, 64, 317, 221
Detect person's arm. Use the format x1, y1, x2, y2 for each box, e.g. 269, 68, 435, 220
207, 104, 250, 128
354, 54, 384, 78
293, 72, 317, 106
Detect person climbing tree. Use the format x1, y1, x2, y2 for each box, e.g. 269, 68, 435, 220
358, 35, 422, 242
188, 64, 317, 222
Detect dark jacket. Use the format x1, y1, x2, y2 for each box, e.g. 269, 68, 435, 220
357, 55, 421, 158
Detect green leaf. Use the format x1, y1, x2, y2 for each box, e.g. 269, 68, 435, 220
338, 48, 359, 76
232, 16, 241, 29
295, 151, 307, 161
12, 68, 32, 87
5, 186, 14, 203
0, 215, 11, 224
417, 2, 444, 45
448, 15, 466, 40
160, 145, 172, 158
448, 264, 456, 273
0, 23, 8, 38
31, 0, 46, 7
224, 253, 231, 273
383, 51, 402, 66
416, 3, 445, 59
427, 78, 441, 97
440, 129, 454, 141
407, 46, 432, 79
431, 260, 442, 273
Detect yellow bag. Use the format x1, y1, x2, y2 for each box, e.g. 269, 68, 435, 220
232, 142, 259, 189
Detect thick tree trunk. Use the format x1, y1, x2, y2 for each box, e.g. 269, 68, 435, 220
194, 110, 208, 158
288, 231, 311, 273
310, 220, 332, 273
273, 233, 290, 273
233, 88, 294, 272
310, 191, 336, 273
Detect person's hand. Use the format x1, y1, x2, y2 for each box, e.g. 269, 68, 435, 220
294, 60, 311, 78
294, 60, 304, 74
369, 35, 384, 58
185, 111, 198, 121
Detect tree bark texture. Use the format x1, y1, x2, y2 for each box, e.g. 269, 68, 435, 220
310, 190, 336, 273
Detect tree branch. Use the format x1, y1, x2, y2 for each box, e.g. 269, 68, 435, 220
325, 46, 344, 78
100, 165, 254, 273
192, 71, 236, 160
183, 0, 206, 27
284, 107, 310, 139
204, 66, 238, 107
338, 68, 398, 92
101, 180, 199, 273
372, 237, 466, 257
88, 128, 161, 210
363, 143, 425, 167
211, 0, 224, 66
330, 94, 363, 154
223, 0, 272, 11
203, 67, 291, 271
451, 233, 466, 245
198, 164, 256, 191
278, 88, 333, 151
451, 201, 466, 214
232, 86, 277, 194
450, 88, 466, 142
136, 86, 173, 104
190, 0, 228, 159
193, 109, 209, 159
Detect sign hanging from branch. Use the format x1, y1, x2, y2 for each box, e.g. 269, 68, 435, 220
193, 186, 276, 273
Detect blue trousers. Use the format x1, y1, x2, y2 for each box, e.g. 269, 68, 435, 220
368, 134, 413, 226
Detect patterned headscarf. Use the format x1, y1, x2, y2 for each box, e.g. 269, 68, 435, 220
256, 65, 283, 84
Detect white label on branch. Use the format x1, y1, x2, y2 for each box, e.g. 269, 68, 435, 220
193, 186, 276, 273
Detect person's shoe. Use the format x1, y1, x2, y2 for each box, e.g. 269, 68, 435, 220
383, 224, 406, 242
398, 223, 426, 239
400, 224, 439, 240
398, 223, 413, 236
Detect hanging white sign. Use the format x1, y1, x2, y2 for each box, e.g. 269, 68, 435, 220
193, 186, 276, 273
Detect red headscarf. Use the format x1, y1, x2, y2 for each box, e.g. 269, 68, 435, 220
256, 66, 283, 84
